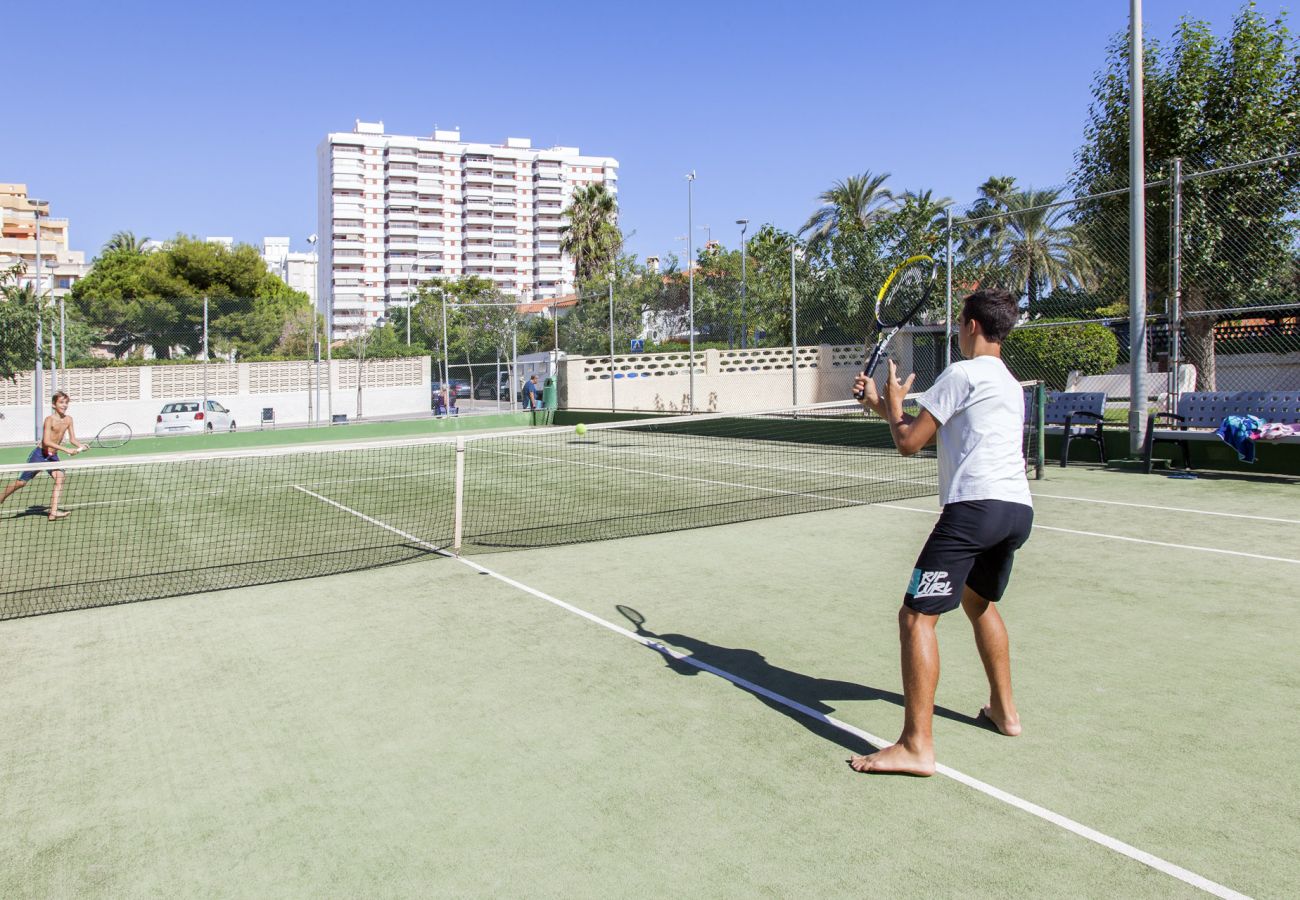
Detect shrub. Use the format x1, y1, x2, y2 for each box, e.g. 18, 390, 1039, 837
1002, 321, 1119, 390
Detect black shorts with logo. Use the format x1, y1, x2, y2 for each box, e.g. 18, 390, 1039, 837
904, 500, 1034, 615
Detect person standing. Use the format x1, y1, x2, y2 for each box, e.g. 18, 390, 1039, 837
850, 288, 1033, 776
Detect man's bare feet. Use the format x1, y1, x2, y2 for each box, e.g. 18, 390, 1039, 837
47, 510, 70, 521
979, 704, 1021, 736
848, 742, 935, 776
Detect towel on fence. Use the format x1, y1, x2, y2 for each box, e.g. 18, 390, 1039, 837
1257, 422, 1300, 440
1216, 415, 1266, 462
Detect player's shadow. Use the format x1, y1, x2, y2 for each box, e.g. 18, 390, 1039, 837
617, 605, 990, 755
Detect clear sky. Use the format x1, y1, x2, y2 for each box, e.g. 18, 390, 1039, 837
2, 0, 1290, 264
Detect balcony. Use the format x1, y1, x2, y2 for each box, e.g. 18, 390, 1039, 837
465, 212, 495, 226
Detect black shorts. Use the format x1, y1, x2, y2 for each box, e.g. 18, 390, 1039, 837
904, 500, 1034, 615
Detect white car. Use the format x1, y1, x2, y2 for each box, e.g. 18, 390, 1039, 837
154, 399, 237, 435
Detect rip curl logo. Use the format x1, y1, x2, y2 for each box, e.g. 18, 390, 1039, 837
908, 569, 953, 599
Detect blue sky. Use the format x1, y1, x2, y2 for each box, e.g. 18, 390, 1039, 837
2, 0, 1290, 264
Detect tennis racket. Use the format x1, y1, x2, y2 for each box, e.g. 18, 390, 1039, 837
93, 422, 132, 449
852, 254, 938, 400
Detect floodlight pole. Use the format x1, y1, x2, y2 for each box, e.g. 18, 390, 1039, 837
944, 208, 954, 368
307, 233, 319, 425
737, 219, 749, 348
790, 242, 798, 406
686, 171, 696, 413
1128, 0, 1148, 454
608, 277, 616, 412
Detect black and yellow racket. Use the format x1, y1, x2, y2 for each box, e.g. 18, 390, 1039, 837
852, 254, 938, 400
92, 422, 132, 449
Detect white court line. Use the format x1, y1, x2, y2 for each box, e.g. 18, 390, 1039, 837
1031, 492, 1300, 525
294, 483, 1249, 900
882, 504, 1300, 565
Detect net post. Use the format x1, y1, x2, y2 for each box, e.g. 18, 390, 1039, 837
453, 437, 466, 554
1035, 381, 1046, 480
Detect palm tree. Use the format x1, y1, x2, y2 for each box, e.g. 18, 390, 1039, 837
799, 171, 896, 256
103, 230, 149, 254
560, 184, 619, 284
962, 188, 1094, 314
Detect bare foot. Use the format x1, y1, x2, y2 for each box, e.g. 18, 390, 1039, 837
979, 704, 1021, 736
848, 742, 935, 776
47, 510, 71, 521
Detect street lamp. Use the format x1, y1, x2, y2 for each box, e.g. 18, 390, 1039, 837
736, 219, 749, 349
29, 199, 49, 441
686, 171, 696, 413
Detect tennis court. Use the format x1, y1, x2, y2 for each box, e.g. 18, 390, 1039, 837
1, 426, 1297, 897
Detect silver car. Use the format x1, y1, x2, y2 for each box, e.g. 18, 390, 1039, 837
154, 399, 236, 435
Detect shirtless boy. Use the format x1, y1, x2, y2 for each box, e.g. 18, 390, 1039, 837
0, 390, 88, 521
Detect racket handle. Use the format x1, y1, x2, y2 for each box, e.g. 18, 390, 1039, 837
852, 345, 887, 399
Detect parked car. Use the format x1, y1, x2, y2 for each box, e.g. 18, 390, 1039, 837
154, 399, 236, 435
432, 379, 472, 404
473, 372, 522, 401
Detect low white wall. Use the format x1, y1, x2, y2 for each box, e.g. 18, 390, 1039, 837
0, 357, 431, 444
561, 343, 915, 412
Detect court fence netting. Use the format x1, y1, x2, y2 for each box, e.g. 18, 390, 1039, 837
1, 383, 1044, 619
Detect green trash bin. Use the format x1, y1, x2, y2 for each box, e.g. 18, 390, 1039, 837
542, 376, 557, 410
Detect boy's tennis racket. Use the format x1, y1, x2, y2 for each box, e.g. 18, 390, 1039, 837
93, 422, 132, 449
852, 255, 938, 400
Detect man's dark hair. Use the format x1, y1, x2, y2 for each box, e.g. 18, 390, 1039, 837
961, 289, 1019, 343
51, 390, 70, 404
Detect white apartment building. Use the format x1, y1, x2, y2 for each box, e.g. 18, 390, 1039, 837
0, 183, 89, 298
261, 237, 318, 304
316, 120, 618, 338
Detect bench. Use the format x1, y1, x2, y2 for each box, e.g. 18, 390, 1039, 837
1043, 392, 1108, 467
1066, 366, 1197, 403
1143, 391, 1300, 472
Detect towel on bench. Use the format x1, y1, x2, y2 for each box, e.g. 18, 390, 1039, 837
1216, 415, 1265, 462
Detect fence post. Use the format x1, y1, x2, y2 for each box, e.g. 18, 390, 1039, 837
608, 280, 616, 412
944, 209, 954, 369
790, 243, 798, 406
1127, 0, 1148, 454
1169, 157, 1183, 411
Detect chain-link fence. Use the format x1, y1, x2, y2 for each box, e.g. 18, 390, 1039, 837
555, 153, 1297, 425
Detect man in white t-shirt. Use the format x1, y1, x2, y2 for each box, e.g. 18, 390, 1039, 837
849, 288, 1033, 776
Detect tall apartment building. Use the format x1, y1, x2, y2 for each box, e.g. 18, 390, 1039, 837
316, 120, 618, 338
0, 183, 88, 298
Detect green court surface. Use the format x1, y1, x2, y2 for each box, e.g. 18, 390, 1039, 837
0, 410, 544, 464
1, 466, 1297, 897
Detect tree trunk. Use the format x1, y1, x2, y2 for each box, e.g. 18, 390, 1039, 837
1181, 285, 1217, 391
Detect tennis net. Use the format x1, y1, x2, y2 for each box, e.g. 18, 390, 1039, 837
0, 384, 1044, 619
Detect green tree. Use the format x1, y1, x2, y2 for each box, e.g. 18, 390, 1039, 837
71, 236, 310, 359
962, 188, 1095, 315
799, 171, 896, 258
560, 183, 620, 283
102, 230, 150, 254
0, 265, 45, 381
1075, 4, 1300, 388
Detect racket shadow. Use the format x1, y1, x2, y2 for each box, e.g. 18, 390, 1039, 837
615, 605, 988, 754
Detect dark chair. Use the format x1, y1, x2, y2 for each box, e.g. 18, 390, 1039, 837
1044, 392, 1107, 467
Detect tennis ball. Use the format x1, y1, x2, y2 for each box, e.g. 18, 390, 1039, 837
575, 423, 588, 436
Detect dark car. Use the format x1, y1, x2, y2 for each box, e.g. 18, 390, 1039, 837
473, 372, 522, 401
432, 379, 472, 404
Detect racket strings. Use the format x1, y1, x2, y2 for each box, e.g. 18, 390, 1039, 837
877, 268, 929, 327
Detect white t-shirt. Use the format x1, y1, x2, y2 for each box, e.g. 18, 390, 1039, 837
916, 356, 1033, 508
